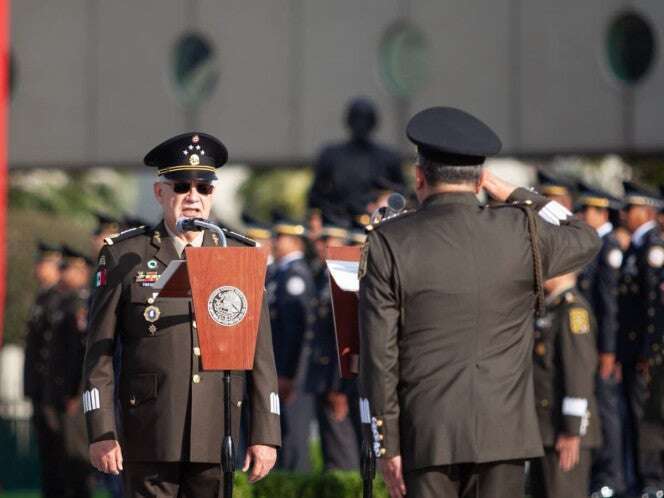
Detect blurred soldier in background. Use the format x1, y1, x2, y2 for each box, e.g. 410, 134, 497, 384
90, 213, 121, 259
617, 181, 664, 498
575, 183, 626, 497
242, 211, 274, 267
307, 212, 361, 471
268, 215, 316, 471
530, 272, 601, 498
23, 242, 64, 498
308, 97, 405, 223
537, 170, 575, 212
48, 246, 94, 498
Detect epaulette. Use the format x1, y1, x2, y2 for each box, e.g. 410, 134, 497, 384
222, 228, 257, 247
366, 209, 415, 232
488, 199, 535, 209
104, 225, 147, 246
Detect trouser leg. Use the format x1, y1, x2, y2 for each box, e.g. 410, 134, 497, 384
33, 405, 66, 498
179, 462, 221, 498
278, 392, 314, 472
123, 462, 181, 498
404, 465, 460, 498
592, 374, 625, 492
316, 393, 360, 470
530, 449, 591, 498
462, 459, 525, 498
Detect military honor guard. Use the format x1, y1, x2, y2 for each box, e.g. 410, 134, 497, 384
307, 212, 361, 471
573, 182, 626, 497
530, 272, 601, 498
617, 181, 664, 498
358, 106, 601, 498
267, 214, 316, 471
23, 242, 65, 498
82, 133, 280, 498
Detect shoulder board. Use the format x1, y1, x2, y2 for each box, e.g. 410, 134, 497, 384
222, 228, 257, 247
488, 199, 535, 209
367, 209, 415, 232
104, 225, 147, 246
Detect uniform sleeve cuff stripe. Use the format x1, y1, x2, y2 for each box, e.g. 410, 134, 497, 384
562, 396, 588, 417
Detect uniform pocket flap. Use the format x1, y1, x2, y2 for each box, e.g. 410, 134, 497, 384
126, 373, 158, 407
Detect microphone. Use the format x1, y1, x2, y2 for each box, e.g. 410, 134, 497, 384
175, 217, 206, 233
369, 192, 408, 225
175, 217, 228, 247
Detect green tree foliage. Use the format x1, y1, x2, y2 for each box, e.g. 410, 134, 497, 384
4, 169, 129, 345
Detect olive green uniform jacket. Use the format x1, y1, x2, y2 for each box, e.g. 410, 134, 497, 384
358, 188, 600, 472
82, 222, 281, 463
533, 287, 601, 448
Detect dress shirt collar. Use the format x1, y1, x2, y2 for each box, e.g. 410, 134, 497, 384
276, 251, 304, 270
596, 222, 613, 239
631, 220, 657, 248
164, 222, 204, 257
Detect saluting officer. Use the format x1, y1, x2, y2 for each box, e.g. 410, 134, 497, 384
358, 107, 601, 498
82, 133, 281, 498
308, 212, 361, 471
574, 182, 626, 497
24, 242, 65, 498
530, 272, 601, 498
268, 214, 316, 471
618, 182, 664, 497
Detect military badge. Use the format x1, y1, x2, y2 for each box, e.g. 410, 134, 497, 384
147, 259, 158, 270
95, 268, 107, 287
98, 255, 106, 266
358, 242, 369, 280
207, 286, 248, 327
135, 271, 161, 287
569, 308, 590, 334
144, 305, 161, 323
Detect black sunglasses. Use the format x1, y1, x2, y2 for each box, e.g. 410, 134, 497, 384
165, 182, 215, 195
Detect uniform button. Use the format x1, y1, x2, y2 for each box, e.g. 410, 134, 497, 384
192, 320, 197, 329
648, 308, 655, 317
376, 419, 383, 427
147, 297, 155, 304
193, 347, 201, 356
237, 401, 242, 408
629, 332, 637, 341
540, 399, 549, 408
379, 448, 386, 456
378, 434, 384, 441
193, 374, 201, 384
129, 395, 136, 406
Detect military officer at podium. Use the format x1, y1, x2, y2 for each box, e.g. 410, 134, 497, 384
82, 133, 281, 498
358, 107, 600, 498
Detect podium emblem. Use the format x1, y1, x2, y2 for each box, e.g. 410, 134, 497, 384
208, 286, 248, 327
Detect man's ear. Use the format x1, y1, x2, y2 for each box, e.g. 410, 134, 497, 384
415, 166, 425, 190
153, 182, 163, 205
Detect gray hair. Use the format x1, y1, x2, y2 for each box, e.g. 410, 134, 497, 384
418, 154, 482, 186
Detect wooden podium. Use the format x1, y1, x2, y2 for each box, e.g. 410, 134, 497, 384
325, 246, 361, 379
154, 246, 268, 498
155, 247, 268, 370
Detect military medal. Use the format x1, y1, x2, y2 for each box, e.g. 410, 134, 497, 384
148, 324, 157, 336
135, 271, 161, 287
144, 305, 161, 323
147, 259, 158, 269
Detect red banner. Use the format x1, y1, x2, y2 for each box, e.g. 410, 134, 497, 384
0, 0, 8, 347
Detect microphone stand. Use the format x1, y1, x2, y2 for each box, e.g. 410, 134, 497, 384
182, 219, 234, 497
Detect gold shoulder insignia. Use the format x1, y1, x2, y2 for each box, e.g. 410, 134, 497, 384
358, 242, 369, 280
569, 307, 590, 334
